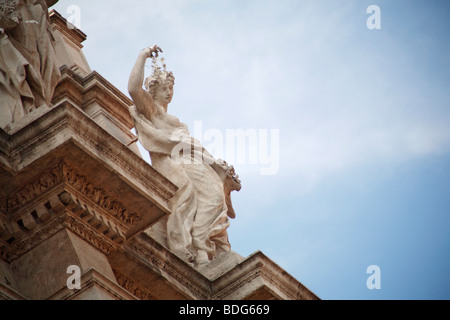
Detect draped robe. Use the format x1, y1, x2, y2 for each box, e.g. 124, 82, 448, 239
0, 0, 60, 129
129, 105, 231, 263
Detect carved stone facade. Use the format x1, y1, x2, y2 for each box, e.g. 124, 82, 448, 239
0, 10, 319, 300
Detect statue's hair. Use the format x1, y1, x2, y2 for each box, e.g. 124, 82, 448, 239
0, 0, 20, 22
144, 57, 175, 99
144, 72, 175, 99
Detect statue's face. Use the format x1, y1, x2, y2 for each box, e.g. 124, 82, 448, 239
154, 82, 174, 106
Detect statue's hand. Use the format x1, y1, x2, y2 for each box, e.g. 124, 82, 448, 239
224, 165, 241, 192
215, 158, 229, 171
142, 45, 163, 59
215, 159, 241, 192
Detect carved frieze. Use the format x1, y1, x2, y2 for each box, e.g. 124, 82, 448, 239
113, 270, 157, 300
0, 160, 143, 261
0, 164, 63, 213
62, 162, 142, 225
65, 215, 116, 255
0, 161, 141, 225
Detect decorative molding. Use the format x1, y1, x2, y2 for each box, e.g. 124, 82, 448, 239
0, 215, 66, 262
49, 10, 87, 48
121, 237, 318, 301
62, 162, 142, 225
0, 164, 63, 214
211, 254, 319, 300
0, 158, 142, 261
53, 66, 134, 129
113, 269, 158, 300
258, 266, 300, 300
127, 240, 210, 300
1, 161, 142, 225
64, 113, 176, 204
2, 101, 176, 212
65, 215, 116, 255
48, 268, 137, 301
1, 212, 119, 262
0, 283, 26, 301
212, 267, 262, 300
258, 264, 316, 300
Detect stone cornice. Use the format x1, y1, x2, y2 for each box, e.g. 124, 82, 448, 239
47, 268, 137, 300
211, 251, 320, 300
0, 163, 64, 214
0, 282, 27, 300
62, 162, 142, 225
0, 156, 169, 261
111, 233, 320, 300
0, 100, 178, 263
122, 234, 212, 300
1, 101, 176, 210
53, 66, 134, 130
0, 190, 123, 262
113, 269, 158, 300
49, 10, 87, 49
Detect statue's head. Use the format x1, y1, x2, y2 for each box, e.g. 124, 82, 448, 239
145, 58, 175, 108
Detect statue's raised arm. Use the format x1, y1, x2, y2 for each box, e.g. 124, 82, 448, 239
128, 45, 163, 121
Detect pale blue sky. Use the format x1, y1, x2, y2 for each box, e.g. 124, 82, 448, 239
53, 0, 450, 299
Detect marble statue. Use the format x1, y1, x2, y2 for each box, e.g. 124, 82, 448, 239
0, 0, 61, 130
128, 45, 241, 265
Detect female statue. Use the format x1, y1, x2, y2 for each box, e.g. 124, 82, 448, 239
128, 45, 241, 264
0, 0, 61, 130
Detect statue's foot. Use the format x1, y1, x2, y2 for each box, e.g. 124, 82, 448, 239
195, 250, 210, 265
172, 247, 195, 264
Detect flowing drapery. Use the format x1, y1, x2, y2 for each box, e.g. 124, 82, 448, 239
129, 105, 230, 263
0, 0, 61, 129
